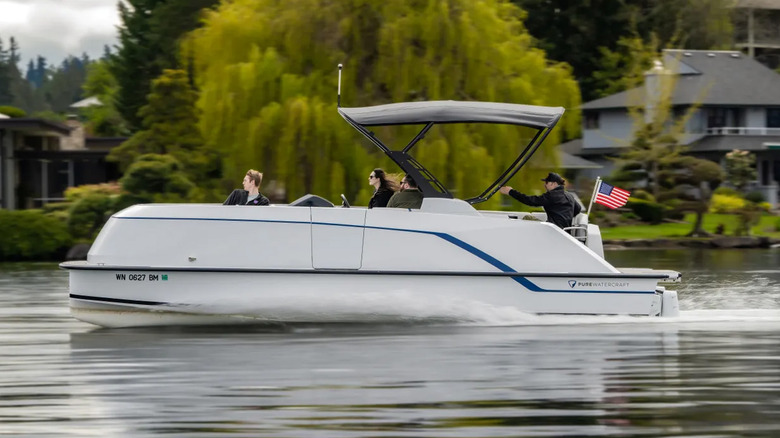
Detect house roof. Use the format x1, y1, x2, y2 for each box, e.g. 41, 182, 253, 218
582, 50, 780, 110
734, 0, 780, 9
0, 118, 71, 136
70, 96, 102, 108
560, 151, 602, 169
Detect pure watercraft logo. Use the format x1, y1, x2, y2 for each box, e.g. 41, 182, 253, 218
568, 280, 629, 288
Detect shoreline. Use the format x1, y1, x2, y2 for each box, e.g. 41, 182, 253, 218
603, 236, 780, 250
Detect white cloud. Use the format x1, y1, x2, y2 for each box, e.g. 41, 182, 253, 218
0, 0, 120, 67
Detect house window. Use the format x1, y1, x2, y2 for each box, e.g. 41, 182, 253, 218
707, 108, 727, 128
767, 108, 780, 128
585, 112, 599, 129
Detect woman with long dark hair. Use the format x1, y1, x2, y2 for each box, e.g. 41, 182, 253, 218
367, 168, 398, 208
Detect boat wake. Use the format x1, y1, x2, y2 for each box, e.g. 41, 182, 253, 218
163, 288, 780, 328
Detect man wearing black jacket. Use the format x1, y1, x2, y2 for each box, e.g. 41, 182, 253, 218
498, 172, 581, 229
223, 169, 271, 206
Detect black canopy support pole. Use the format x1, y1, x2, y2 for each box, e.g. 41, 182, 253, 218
402, 122, 434, 153
465, 128, 544, 204
387, 151, 451, 198
338, 109, 391, 153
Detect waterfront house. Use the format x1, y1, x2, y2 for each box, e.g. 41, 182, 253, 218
0, 115, 121, 210
561, 49, 780, 208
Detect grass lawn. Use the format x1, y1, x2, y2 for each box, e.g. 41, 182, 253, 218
598, 214, 780, 240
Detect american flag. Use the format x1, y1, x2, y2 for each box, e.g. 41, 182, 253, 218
595, 181, 630, 209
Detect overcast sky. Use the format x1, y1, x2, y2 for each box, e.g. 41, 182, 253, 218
0, 0, 119, 69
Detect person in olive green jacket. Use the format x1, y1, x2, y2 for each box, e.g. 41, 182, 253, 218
386, 174, 423, 209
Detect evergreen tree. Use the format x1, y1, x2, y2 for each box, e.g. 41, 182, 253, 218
35, 56, 48, 88
0, 37, 13, 105
111, 0, 219, 131
188, 0, 581, 208
109, 69, 217, 182
610, 46, 725, 236
81, 60, 128, 136
41, 56, 90, 112
24, 60, 35, 84
512, 0, 734, 101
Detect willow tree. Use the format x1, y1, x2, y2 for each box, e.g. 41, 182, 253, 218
187, 0, 580, 207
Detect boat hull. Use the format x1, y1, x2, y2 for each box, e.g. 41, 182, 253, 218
67, 267, 673, 328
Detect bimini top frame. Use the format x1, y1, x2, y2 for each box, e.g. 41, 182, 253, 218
336, 68, 565, 204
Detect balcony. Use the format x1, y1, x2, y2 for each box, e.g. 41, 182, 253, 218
704, 127, 780, 135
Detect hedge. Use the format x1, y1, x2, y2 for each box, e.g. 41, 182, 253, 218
0, 210, 73, 261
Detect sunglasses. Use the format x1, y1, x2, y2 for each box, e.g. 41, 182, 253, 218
368, 175, 376, 179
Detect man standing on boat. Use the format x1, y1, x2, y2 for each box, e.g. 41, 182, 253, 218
498, 172, 581, 229
387, 174, 423, 209
223, 169, 271, 206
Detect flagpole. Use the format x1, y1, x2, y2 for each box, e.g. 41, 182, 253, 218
586, 176, 601, 216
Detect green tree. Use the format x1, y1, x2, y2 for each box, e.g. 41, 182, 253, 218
111, 0, 219, 130
188, 0, 581, 208
42, 56, 90, 112
81, 60, 129, 136
723, 149, 757, 192
109, 69, 217, 182
512, 0, 734, 100
668, 156, 724, 237
610, 44, 725, 237
119, 154, 195, 202
0, 37, 13, 105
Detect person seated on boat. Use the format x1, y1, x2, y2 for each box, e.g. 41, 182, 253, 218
386, 174, 423, 209
498, 172, 581, 229
368, 168, 398, 208
223, 169, 271, 206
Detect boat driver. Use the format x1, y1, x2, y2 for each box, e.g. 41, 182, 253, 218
386, 174, 423, 209
498, 172, 581, 229
223, 169, 271, 206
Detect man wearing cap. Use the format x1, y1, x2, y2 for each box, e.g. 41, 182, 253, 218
498, 172, 582, 229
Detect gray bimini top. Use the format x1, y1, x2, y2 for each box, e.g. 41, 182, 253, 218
338, 100, 564, 129
338, 100, 565, 204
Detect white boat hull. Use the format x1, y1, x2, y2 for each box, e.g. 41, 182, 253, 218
67, 267, 673, 328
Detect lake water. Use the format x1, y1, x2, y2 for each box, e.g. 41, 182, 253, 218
1, 249, 779, 437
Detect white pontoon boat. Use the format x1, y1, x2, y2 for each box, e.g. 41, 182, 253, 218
61, 72, 680, 327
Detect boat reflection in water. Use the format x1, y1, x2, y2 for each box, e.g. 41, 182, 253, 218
67, 322, 688, 435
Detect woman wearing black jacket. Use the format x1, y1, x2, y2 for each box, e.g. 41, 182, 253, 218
367, 168, 398, 208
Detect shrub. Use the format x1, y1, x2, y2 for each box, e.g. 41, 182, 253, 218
630, 190, 656, 202
626, 199, 664, 224
620, 211, 640, 221
119, 154, 194, 198
0, 210, 72, 261
67, 194, 116, 240
745, 191, 765, 204
709, 194, 746, 214
713, 186, 741, 197
64, 183, 121, 203
0, 105, 27, 118
735, 202, 763, 236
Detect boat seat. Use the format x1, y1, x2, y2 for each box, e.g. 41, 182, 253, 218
563, 213, 588, 242
289, 194, 335, 207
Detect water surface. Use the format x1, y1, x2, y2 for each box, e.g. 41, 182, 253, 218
1, 250, 779, 437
